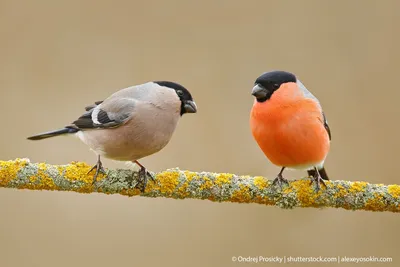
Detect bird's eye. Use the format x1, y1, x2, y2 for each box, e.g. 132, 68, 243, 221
273, 84, 280, 89
177, 90, 184, 96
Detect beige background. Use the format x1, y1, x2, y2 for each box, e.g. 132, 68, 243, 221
1, 0, 399, 266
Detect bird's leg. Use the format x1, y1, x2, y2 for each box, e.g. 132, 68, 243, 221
272, 167, 289, 189
309, 167, 327, 191
87, 155, 106, 184
131, 160, 155, 192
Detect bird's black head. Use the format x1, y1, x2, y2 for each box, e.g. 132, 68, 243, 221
154, 81, 197, 115
252, 71, 297, 102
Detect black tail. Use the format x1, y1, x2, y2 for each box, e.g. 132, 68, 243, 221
27, 127, 79, 140
307, 167, 329, 180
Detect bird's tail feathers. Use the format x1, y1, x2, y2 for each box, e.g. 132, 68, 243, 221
307, 167, 329, 180
27, 127, 79, 140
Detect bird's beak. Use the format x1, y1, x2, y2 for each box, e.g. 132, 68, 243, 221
251, 84, 268, 99
183, 100, 197, 113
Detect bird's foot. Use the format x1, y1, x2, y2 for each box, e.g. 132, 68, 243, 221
131, 161, 155, 193
87, 157, 106, 184
272, 173, 289, 189
309, 171, 327, 191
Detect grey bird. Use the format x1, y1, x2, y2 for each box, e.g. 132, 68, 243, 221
27, 81, 197, 191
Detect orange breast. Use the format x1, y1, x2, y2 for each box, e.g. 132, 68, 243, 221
250, 84, 330, 168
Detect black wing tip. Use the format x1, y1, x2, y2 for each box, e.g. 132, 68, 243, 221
26, 134, 56, 141
27, 135, 42, 140
26, 128, 79, 141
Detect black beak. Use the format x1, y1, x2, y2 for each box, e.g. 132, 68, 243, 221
251, 84, 268, 99
183, 100, 197, 113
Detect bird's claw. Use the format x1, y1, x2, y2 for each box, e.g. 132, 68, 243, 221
272, 174, 289, 189
309, 172, 327, 191
131, 166, 155, 193
87, 157, 106, 185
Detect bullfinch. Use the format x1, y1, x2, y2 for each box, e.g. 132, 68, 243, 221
250, 71, 331, 190
27, 81, 197, 191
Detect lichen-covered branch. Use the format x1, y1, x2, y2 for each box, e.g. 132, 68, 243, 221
1, 159, 399, 212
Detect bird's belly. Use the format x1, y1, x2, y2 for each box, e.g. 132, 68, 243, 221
251, 111, 330, 169
77, 116, 178, 161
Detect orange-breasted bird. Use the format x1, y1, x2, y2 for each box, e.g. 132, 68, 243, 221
250, 70, 331, 190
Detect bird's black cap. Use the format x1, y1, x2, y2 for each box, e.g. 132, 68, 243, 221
255, 71, 297, 89
253, 71, 297, 102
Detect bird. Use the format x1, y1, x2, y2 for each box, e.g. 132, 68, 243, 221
27, 81, 197, 191
249, 70, 331, 190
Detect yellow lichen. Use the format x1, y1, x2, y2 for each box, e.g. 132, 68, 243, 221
35, 176, 56, 190
231, 184, 252, 203
292, 180, 323, 207
140, 172, 163, 193
29, 176, 37, 183
120, 188, 140, 197
334, 184, 347, 198
388, 185, 400, 199
332, 184, 352, 210
56, 162, 102, 193
199, 177, 213, 191
253, 195, 274, 205
157, 171, 180, 195
349, 181, 368, 193
175, 171, 196, 197
60, 162, 96, 182
282, 184, 296, 195
184, 171, 197, 182
0, 159, 29, 186
24, 162, 56, 190
253, 176, 268, 190
365, 193, 386, 212
215, 173, 233, 186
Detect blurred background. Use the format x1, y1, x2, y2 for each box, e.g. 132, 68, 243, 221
1, 0, 399, 266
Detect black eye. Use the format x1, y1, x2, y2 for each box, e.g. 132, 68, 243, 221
177, 90, 184, 96
273, 83, 280, 89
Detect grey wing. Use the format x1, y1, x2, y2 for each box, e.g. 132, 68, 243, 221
84, 101, 104, 111
71, 98, 136, 130
297, 79, 320, 103
297, 79, 331, 140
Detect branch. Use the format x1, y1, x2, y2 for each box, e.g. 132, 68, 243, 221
1, 159, 399, 213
